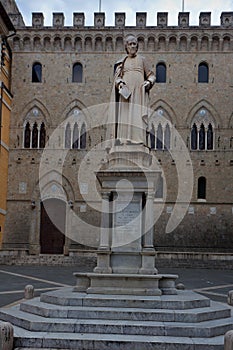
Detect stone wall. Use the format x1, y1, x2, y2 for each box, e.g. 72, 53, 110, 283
2, 8, 233, 255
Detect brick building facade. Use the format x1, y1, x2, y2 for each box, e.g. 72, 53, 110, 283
1, 1, 233, 257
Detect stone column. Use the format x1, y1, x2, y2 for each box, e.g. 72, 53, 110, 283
140, 192, 157, 274
0, 322, 13, 350
224, 330, 233, 350
94, 191, 112, 273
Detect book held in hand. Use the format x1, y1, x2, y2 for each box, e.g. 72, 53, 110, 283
119, 85, 131, 100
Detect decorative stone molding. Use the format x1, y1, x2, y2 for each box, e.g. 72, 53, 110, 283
136, 12, 147, 27
178, 12, 189, 27
73, 13, 85, 27
157, 12, 168, 27
115, 12, 125, 27
199, 12, 211, 27
221, 12, 233, 27
94, 13, 105, 28
32, 13, 44, 28
53, 12, 65, 28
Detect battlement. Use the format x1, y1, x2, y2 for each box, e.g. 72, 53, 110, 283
29, 11, 233, 29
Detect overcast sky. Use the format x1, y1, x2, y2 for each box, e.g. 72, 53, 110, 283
16, 0, 232, 27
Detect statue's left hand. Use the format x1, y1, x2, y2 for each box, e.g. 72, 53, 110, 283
143, 80, 151, 88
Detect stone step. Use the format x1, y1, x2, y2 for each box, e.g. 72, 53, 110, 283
40, 288, 211, 309
12, 326, 225, 350
0, 306, 233, 338
17, 298, 231, 323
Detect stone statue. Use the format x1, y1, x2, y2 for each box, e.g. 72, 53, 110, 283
107, 34, 156, 147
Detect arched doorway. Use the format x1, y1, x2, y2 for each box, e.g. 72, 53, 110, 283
40, 199, 66, 254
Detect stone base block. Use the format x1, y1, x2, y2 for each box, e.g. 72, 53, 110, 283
73, 272, 178, 295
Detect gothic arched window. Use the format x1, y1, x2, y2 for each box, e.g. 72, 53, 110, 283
207, 123, 213, 150
24, 122, 31, 148
156, 62, 166, 83
199, 123, 205, 150
164, 124, 171, 150
191, 124, 197, 150
39, 122, 46, 148
156, 124, 163, 150
72, 123, 79, 149
72, 63, 83, 83
150, 124, 155, 149
198, 176, 206, 199
32, 62, 42, 83
198, 62, 209, 83
65, 123, 71, 149
32, 123, 38, 148
80, 123, 86, 149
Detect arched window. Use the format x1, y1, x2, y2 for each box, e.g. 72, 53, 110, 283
80, 123, 86, 149
72, 123, 79, 149
198, 62, 209, 83
207, 123, 213, 150
198, 176, 206, 199
24, 122, 31, 148
199, 123, 205, 150
150, 124, 155, 149
32, 123, 38, 148
156, 62, 166, 83
65, 124, 71, 149
72, 63, 83, 83
164, 124, 170, 150
32, 62, 42, 83
39, 122, 46, 148
191, 124, 197, 150
156, 124, 163, 150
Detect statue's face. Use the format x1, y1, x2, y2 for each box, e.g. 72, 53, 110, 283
126, 38, 138, 57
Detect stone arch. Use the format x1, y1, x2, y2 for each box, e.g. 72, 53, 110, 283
223, 35, 231, 51
23, 35, 31, 50
43, 35, 51, 50
13, 36, 21, 50
54, 36, 62, 50
20, 99, 51, 128
84, 36, 93, 51
33, 36, 42, 50
137, 35, 145, 51
116, 36, 124, 51
201, 35, 209, 51
94, 35, 103, 51
61, 100, 90, 125
105, 36, 113, 51
158, 35, 166, 51
168, 35, 177, 51
74, 36, 82, 51
187, 100, 220, 128
190, 35, 198, 51
64, 36, 73, 51
212, 35, 220, 51
147, 36, 155, 51
179, 35, 188, 51
150, 99, 177, 127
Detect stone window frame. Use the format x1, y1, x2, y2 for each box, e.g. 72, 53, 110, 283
72, 62, 83, 83
32, 61, 42, 83
190, 108, 214, 151
197, 176, 207, 201
149, 108, 172, 151
23, 120, 46, 149
198, 61, 209, 83
64, 112, 87, 150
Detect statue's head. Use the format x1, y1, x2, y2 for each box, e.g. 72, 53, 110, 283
125, 35, 138, 56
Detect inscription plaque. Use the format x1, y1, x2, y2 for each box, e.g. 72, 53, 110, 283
112, 196, 142, 251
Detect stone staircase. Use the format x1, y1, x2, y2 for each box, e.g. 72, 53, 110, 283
0, 287, 233, 349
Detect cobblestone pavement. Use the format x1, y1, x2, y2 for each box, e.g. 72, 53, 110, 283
0, 264, 232, 308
